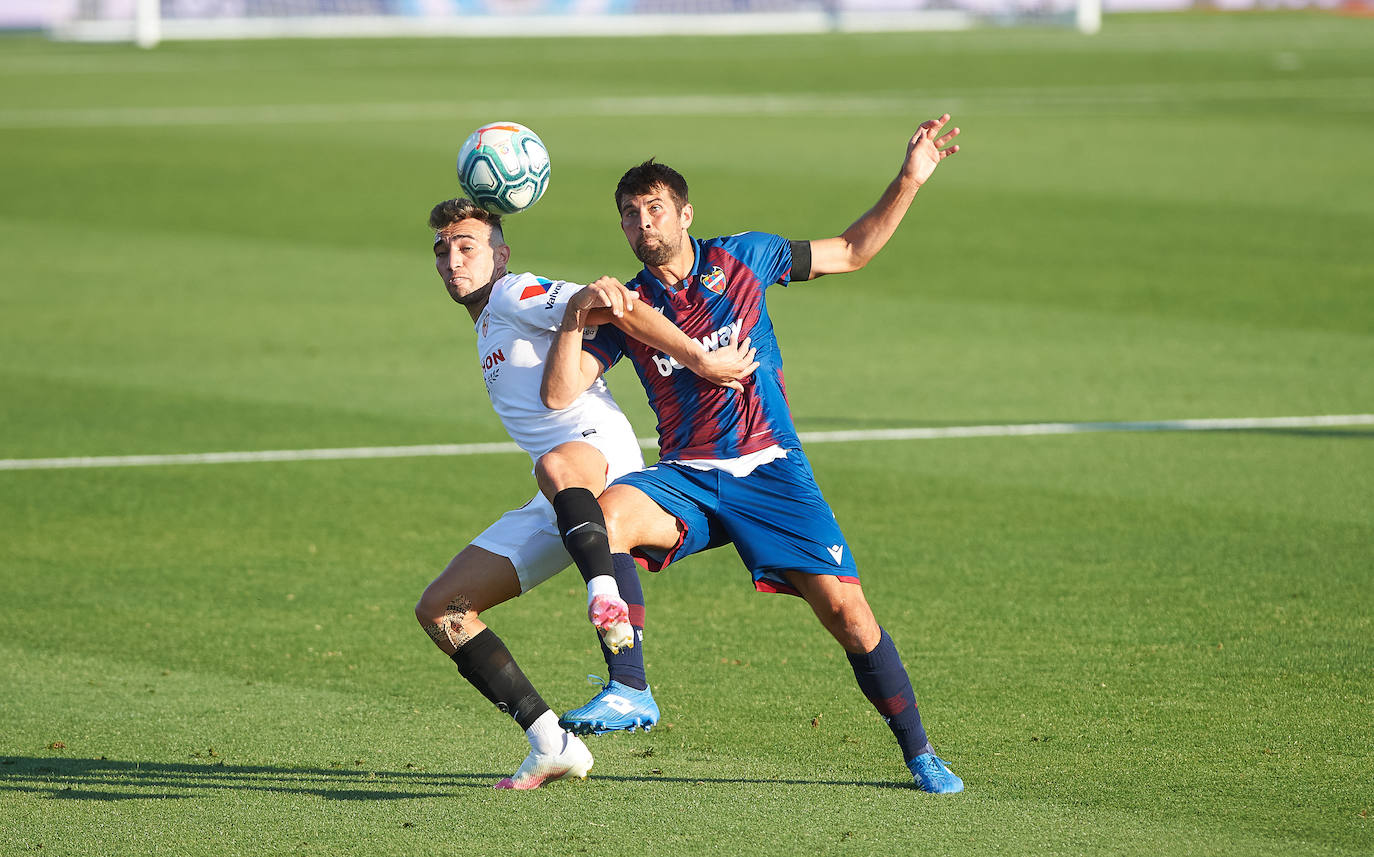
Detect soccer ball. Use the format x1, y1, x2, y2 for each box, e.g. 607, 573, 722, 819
456, 122, 551, 215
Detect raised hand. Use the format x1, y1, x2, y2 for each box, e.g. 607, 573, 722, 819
903, 114, 961, 188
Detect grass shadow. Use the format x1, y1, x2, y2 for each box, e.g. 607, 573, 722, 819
0, 756, 908, 801
0, 756, 482, 801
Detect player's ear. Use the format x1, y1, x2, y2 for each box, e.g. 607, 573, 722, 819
679, 202, 694, 229
496, 242, 511, 267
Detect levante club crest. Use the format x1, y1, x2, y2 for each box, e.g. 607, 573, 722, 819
700, 266, 726, 294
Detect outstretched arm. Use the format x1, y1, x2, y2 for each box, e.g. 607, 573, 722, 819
540, 277, 758, 410
805, 114, 960, 280
601, 283, 758, 393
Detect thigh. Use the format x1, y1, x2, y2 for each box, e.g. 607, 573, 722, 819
469, 493, 575, 592
718, 451, 859, 588
418, 543, 522, 618
534, 440, 611, 501
605, 467, 731, 568
600, 482, 684, 554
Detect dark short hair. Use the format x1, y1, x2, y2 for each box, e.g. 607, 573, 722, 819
428, 198, 505, 244
614, 159, 688, 213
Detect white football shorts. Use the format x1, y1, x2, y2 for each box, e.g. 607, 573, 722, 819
471, 423, 644, 593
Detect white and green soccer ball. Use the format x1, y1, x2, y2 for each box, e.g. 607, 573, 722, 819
456, 121, 551, 215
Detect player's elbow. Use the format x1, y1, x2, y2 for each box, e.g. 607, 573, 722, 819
541, 383, 575, 411
837, 244, 873, 274
811, 240, 868, 278
812, 259, 864, 279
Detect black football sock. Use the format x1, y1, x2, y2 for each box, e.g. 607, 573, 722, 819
847, 627, 932, 763
450, 628, 550, 731
602, 552, 648, 691
553, 487, 613, 584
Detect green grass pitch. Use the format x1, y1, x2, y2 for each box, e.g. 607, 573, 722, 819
1, 12, 1371, 856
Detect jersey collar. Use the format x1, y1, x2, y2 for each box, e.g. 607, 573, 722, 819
639, 236, 702, 297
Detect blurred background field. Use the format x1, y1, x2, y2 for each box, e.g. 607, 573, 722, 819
1, 12, 1371, 856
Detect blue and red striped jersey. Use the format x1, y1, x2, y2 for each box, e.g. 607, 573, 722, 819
584, 232, 800, 461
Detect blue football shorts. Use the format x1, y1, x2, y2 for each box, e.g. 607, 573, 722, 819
614, 448, 860, 595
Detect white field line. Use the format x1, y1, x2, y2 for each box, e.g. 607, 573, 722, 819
2, 414, 1370, 472
1, 79, 1371, 129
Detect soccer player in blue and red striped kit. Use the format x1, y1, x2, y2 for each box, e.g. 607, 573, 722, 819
543, 114, 965, 793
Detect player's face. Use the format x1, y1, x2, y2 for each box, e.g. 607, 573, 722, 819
619, 186, 692, 267
433, 218, 509, 306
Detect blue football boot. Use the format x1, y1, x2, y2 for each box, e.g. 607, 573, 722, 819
907, 753, 964, 794
559, 676, 660, 735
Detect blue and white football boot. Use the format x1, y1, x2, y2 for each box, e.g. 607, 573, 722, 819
907, 752, 964, 794
559, 676, 660, 735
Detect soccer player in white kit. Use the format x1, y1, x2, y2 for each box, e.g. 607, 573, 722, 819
414, 197, 756, 790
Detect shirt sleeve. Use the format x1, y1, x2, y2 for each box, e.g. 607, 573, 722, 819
581, 322, 625, 372
729, 232, 797, 290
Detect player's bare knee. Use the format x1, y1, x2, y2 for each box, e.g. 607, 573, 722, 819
813, 601, 849, 636
835, 615, 868, 648
601, 488, 674, 554
533, 453, 566, 488
605, 530, 633, 555
819, 616, 870, 652
602, 506, 643, 554
808, 590, 878, 651
417, 592, 477, 649
415, 581, 448, 622
537, 444, 603, 497
600, 499, 628, 550
416, 576, 473, 620
835, 610, 881, 652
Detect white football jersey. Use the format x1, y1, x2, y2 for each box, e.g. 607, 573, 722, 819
474, 271, 642, 472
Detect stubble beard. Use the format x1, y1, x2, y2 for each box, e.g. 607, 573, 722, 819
634, 233, 679, 268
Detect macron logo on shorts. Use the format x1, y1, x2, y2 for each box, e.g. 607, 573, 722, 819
827, 544, 844, 565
